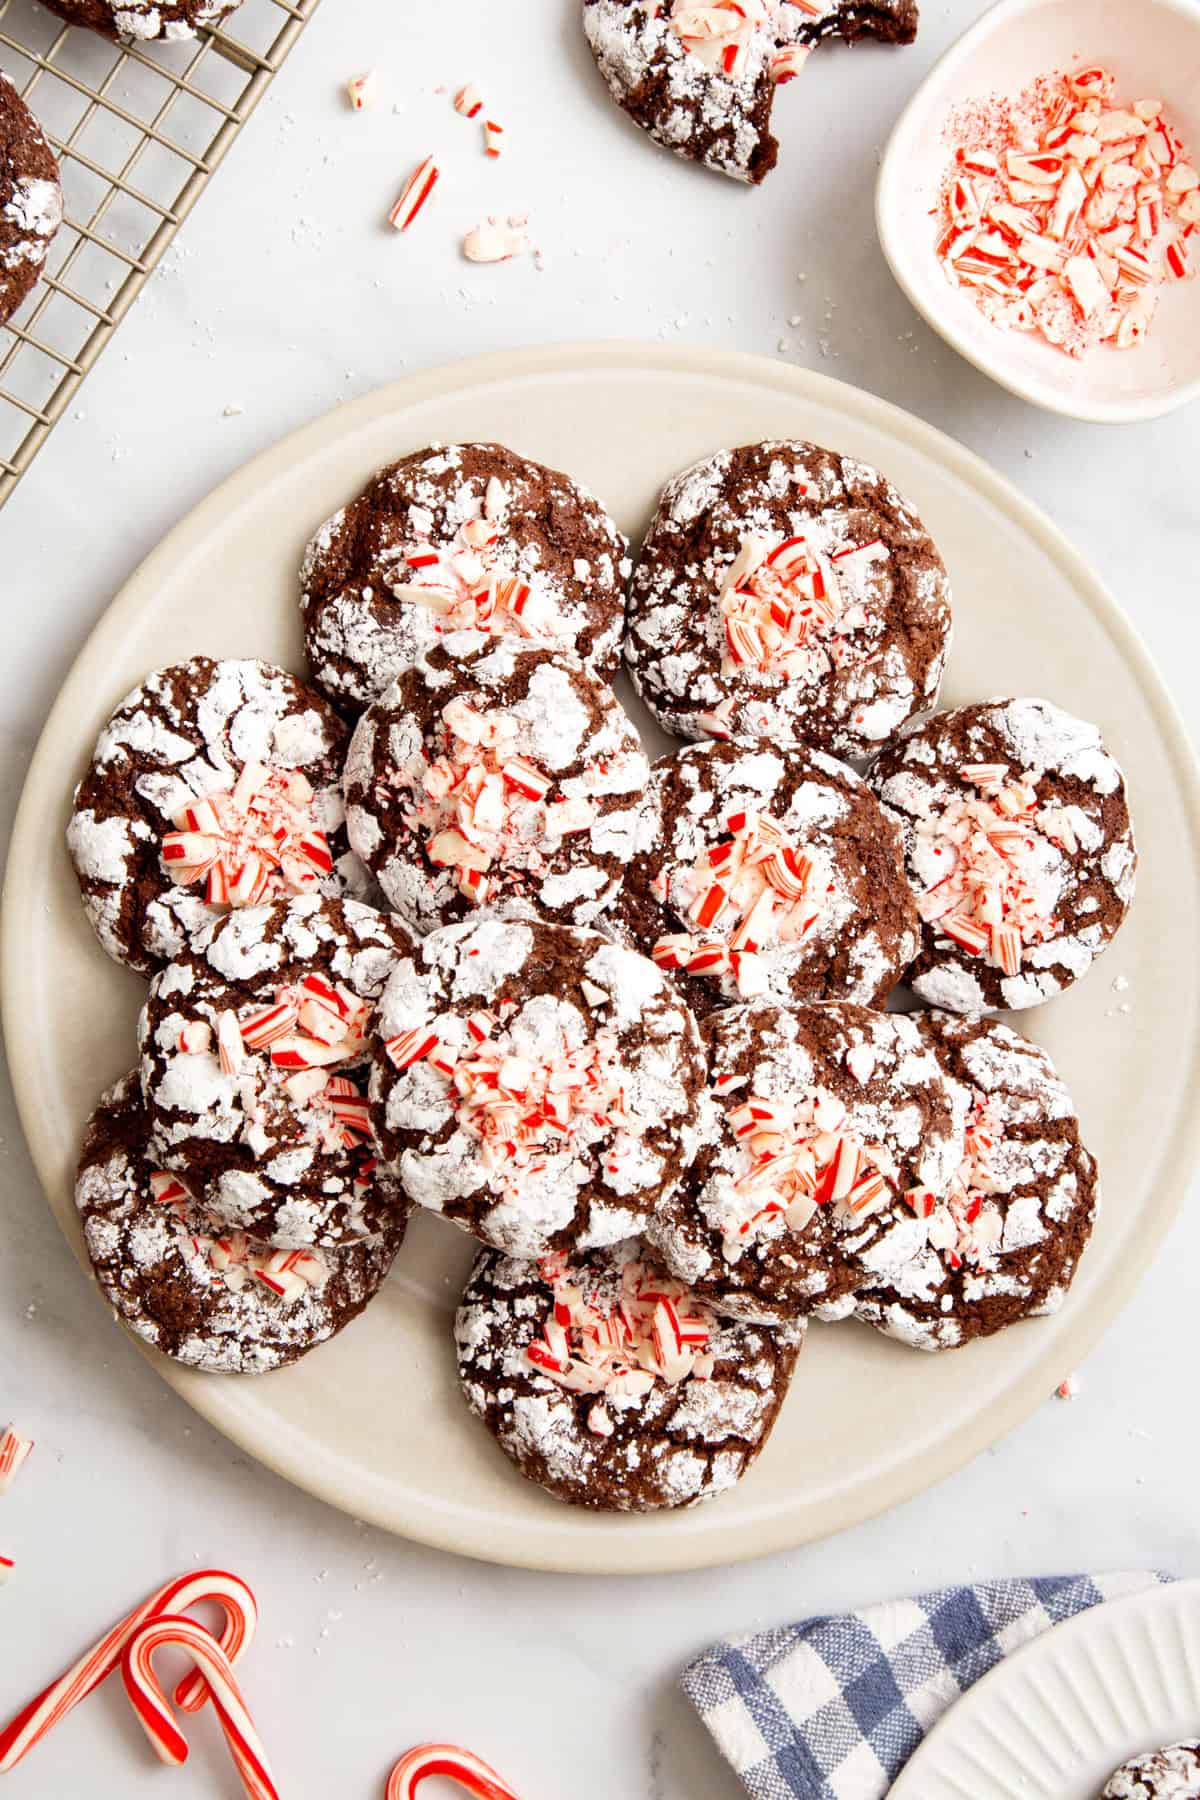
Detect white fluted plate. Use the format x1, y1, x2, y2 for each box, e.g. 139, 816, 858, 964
891, 1579, 1200, 1798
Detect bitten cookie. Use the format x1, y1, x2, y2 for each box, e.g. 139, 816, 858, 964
649, 1000, 966, 1323
455, 1240, 805, 1510
1100, 1744, 1200, 1799
870, 697, 1137, 1011
370, 916, 707, 1259
66, 657, 366, 977
582, 0, 918, 186
301, 442, 629, 712
854, 1012, 1098, 1351
618, 737, 918, 1014
0, 73, 63, 329
139, 896, 415, 1248
37, 0, 243, 43
76, 1075, 404, 1375
343, 640, 650, 936
625, 440, 951, 760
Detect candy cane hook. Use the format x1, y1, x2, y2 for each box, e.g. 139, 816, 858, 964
0, 1567, 257, 1771
387, 1742, 526, 1800
121, 1615, 278, 1800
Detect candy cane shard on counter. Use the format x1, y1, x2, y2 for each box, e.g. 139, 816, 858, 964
0, 1556, 12, 1585
0, 1568, 257, 1770
387, 1742, 526, 1800
390, 157, 440, 233
122, 1615, 279, 1800
0, 1426, 33, 1495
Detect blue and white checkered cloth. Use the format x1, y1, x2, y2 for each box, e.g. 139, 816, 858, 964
682, 1571, 1169, 1800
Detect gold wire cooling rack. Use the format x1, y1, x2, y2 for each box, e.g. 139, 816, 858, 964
0, 0, 319, 510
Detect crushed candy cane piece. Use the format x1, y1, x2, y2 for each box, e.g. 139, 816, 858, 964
391, 519, 562, 647
346, 71, 376, 111
670, 0, 770, 76
483, 119, 504, 158
0, 1556, 12, 1584
160, 764, 331, 912
526, 1250, 715, 1402
1056, 1372, 1081, 1400
149, 1169, 334, 1302
652, 806, 829, 991
716, 1085, 899, 1254
454, 83, 483, 118
390, 156, 439, 232
0, 1428, 33, 1495
715, 529, 882, 687
916, 763, 1065, 976
937, 69, 1196, 358
462, 222, 529, 263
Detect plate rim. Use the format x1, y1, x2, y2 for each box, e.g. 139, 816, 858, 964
6, 339, 1200, 1573
889, 1575, 1200, 1797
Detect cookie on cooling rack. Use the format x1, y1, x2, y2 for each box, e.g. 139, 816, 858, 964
617, 736, 918, 1015
138, 895, 414, 1248
370, 915, 707, 1261
1100, 1743, 1200, 1799
66, 657, 367, 977
648, 999, 966, 1324
582, 0, 918, 186
77, 1075, 405, 1375
869, 697, 1137, 1012
853, 1012, 1098, 1351
455, 1239, 805, 1510
625, 439, 951, 761
0, 72, 63, 329
301, 442, 629, 713
38, 0, 244, 45
343, 640, 650, 937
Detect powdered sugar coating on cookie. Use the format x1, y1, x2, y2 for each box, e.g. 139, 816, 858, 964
582, 0, 917, 186
456, 1239, 805, 1510
1, 73, 63, 328
139, 895, 415, 1248
371, 916, 707, 1259
343, 641, 651, 935
625, 440, 952, 761
76, 1075, 404, 1375
39, 0, 241, 44
649, 1000, 967, 1323
854, 1012, 1098, 1351
301, 442, 630, 712
1101, 1742, 1200, 1800
870, 697, 1137, 1012
619, 737, 918, 1014
66, 657, 366, 976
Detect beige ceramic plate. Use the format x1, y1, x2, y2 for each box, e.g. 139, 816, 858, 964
890, 1578, 1200, 1797
5, 343, 1199, 1574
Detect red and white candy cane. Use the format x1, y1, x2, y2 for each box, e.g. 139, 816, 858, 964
122, 1615, 278, 1800
387, 1743, 525, 1800
0, 1567, 257, 1771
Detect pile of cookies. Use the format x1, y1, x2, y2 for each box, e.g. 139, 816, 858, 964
66, 437, 1136, 1514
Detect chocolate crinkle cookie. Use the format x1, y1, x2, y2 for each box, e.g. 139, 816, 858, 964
66, 656, 367, 977
1100, 1744, 1200, 1800
649, 999, 966, 1324
301, 442, 630, 712
617, 736, 918, 1015
76, 1075, 405, 1375
138, 895, 415, 1248
583, 0, 917, 186
455, 1239, 805, 1510
625, 440, 951, 761
38, 0, 243, 43
0, 73, 63, 329
854, 1012, 1098, 1351
343, 640, 650, 937
370, 915, 707, 1260
870, 697, 1137, 1012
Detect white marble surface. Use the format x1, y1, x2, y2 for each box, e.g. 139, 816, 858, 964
2, 0, 1198, 1794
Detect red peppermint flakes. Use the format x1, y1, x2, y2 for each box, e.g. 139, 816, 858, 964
651, 807, 829, 995
525, 1251, 715, 1417
669, 0, 770, 78
916, 764, 1063, 977
921, 1093, 1006, 1275
403, 695, 594, 906
391, 487, 560, 643
159, 762, 332, 912
717, 530, 884, 684
936, 67, 1197, 358
720, 1082, 899, 1251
